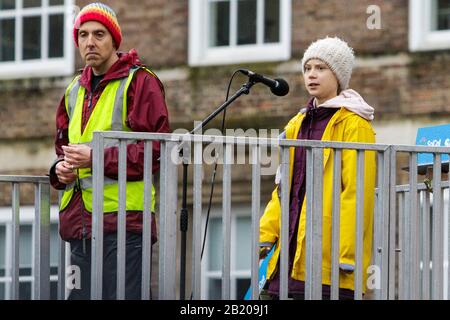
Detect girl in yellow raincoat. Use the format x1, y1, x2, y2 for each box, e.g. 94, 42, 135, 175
259, 37, 376, 300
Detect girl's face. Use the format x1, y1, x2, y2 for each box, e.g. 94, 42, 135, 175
303, 59, 339, 105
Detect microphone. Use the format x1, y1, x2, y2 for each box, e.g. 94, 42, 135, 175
239, 69, 290, 96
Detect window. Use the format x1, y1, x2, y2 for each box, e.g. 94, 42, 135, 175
202, 211, 253, 299
189, 0, 291, 66
409, 0, 450, 51
0, 0, 75, 80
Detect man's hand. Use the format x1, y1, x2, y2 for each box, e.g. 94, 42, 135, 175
55, 161, 78, 185
62, 144, 92, 170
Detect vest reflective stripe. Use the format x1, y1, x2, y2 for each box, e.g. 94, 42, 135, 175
60, 66, 156, 213
66, 176, 118, 191
66, 76, 81, 119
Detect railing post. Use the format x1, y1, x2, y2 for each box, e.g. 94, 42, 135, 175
388, 148, 397, 300
92, 132, 105, 300
11, 183, 20, 300
34, 182, 50, 300
250, 143, 261, 300
141, 141, 154, 300
192, 137, 203, 299
432, 154, 443, 299
222, 141, 232, 300
158, 140, 178, 300
279, 145, 290, 300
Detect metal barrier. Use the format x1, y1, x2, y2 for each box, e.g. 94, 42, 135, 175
0, 176, 51, 300
389, 145, 450, 300
91, 132, 391, 300
1, 132, 449, 300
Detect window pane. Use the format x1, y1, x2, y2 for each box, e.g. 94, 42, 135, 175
437, 0, 450, 30
19, 225, 33, 267
209, 1, 230, 47
49, 14, 64, 58
23, 16, 41, 60
235, 217, 251, 270
264, 0, 280, 43
208, 278, 222, 299
0, 19, 15, 62
208, 218, 222, 271
237, 0, 257, 45
49, 0, 64, 5
0, 0, 15, 10
23, 0, 42, 8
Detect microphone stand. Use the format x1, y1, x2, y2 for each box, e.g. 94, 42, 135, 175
179, 78, 257, 300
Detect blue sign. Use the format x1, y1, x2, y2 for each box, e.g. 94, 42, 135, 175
416, 124, 450, 166
244, 245, 275, 300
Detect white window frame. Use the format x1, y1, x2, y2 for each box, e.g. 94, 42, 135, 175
189, 0, 292, 66
201, 206, 252, 299
409, 0, 450, 51
0, 0, 75, 80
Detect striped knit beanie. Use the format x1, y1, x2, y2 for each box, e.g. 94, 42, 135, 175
301, 37, 355, 91
73, 2, 122, 49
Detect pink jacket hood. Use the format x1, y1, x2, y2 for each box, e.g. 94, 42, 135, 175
316, 89, 375, 121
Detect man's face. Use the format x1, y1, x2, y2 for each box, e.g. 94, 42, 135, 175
304, 59, 339, 103
77, 21, 116, 73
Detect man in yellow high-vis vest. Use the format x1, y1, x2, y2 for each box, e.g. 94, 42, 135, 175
49, 2, 170, 300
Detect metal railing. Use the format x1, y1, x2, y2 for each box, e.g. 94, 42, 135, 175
0, 176, 51, 300
91, 132, 391, 300
1, 132, 449, 300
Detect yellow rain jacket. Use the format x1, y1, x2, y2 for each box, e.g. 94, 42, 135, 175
260, 108, 376, 292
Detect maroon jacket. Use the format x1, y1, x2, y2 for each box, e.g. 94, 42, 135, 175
49, 49, 170, 241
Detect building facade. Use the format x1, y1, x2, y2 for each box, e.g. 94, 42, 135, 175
1, 0, 450, 299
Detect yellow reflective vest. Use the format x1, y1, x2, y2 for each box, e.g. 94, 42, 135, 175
60, 67, 156, 213
259, 108, 376, 292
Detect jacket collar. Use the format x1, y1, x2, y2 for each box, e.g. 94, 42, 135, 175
78, 49, 142, 91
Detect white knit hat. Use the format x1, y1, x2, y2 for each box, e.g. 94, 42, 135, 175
301, 37, 355, 91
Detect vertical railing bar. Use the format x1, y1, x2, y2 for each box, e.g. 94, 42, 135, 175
192, 139, 203, 299
92, 132, 105, 300
388, 149, 397, 299
403, 190, 411, 300
222, 142, 232, 300
381, 148, 391, 300
11, 183, 20, 300
409, 152, 419, 299
398, 191, 404, 300
158, 141, 178, 299
117, 140, 127, 300
33, 183, 39, 300
57, 190, 67, 300
279, 146, 290, 300
305, 147, 314, 300
448, 154, 450, 301
432, 153, 443, 299
331, 149, 342, 300
158, 140, 167, 299
354, 150, 365, 300
312, 147, 323, 299
251, 144, 261, 300
142, 141, 153, 300
422, 190, 431, 300
34, 182, 50, 300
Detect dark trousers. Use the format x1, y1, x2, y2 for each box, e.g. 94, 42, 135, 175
68, 232, 145, 300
